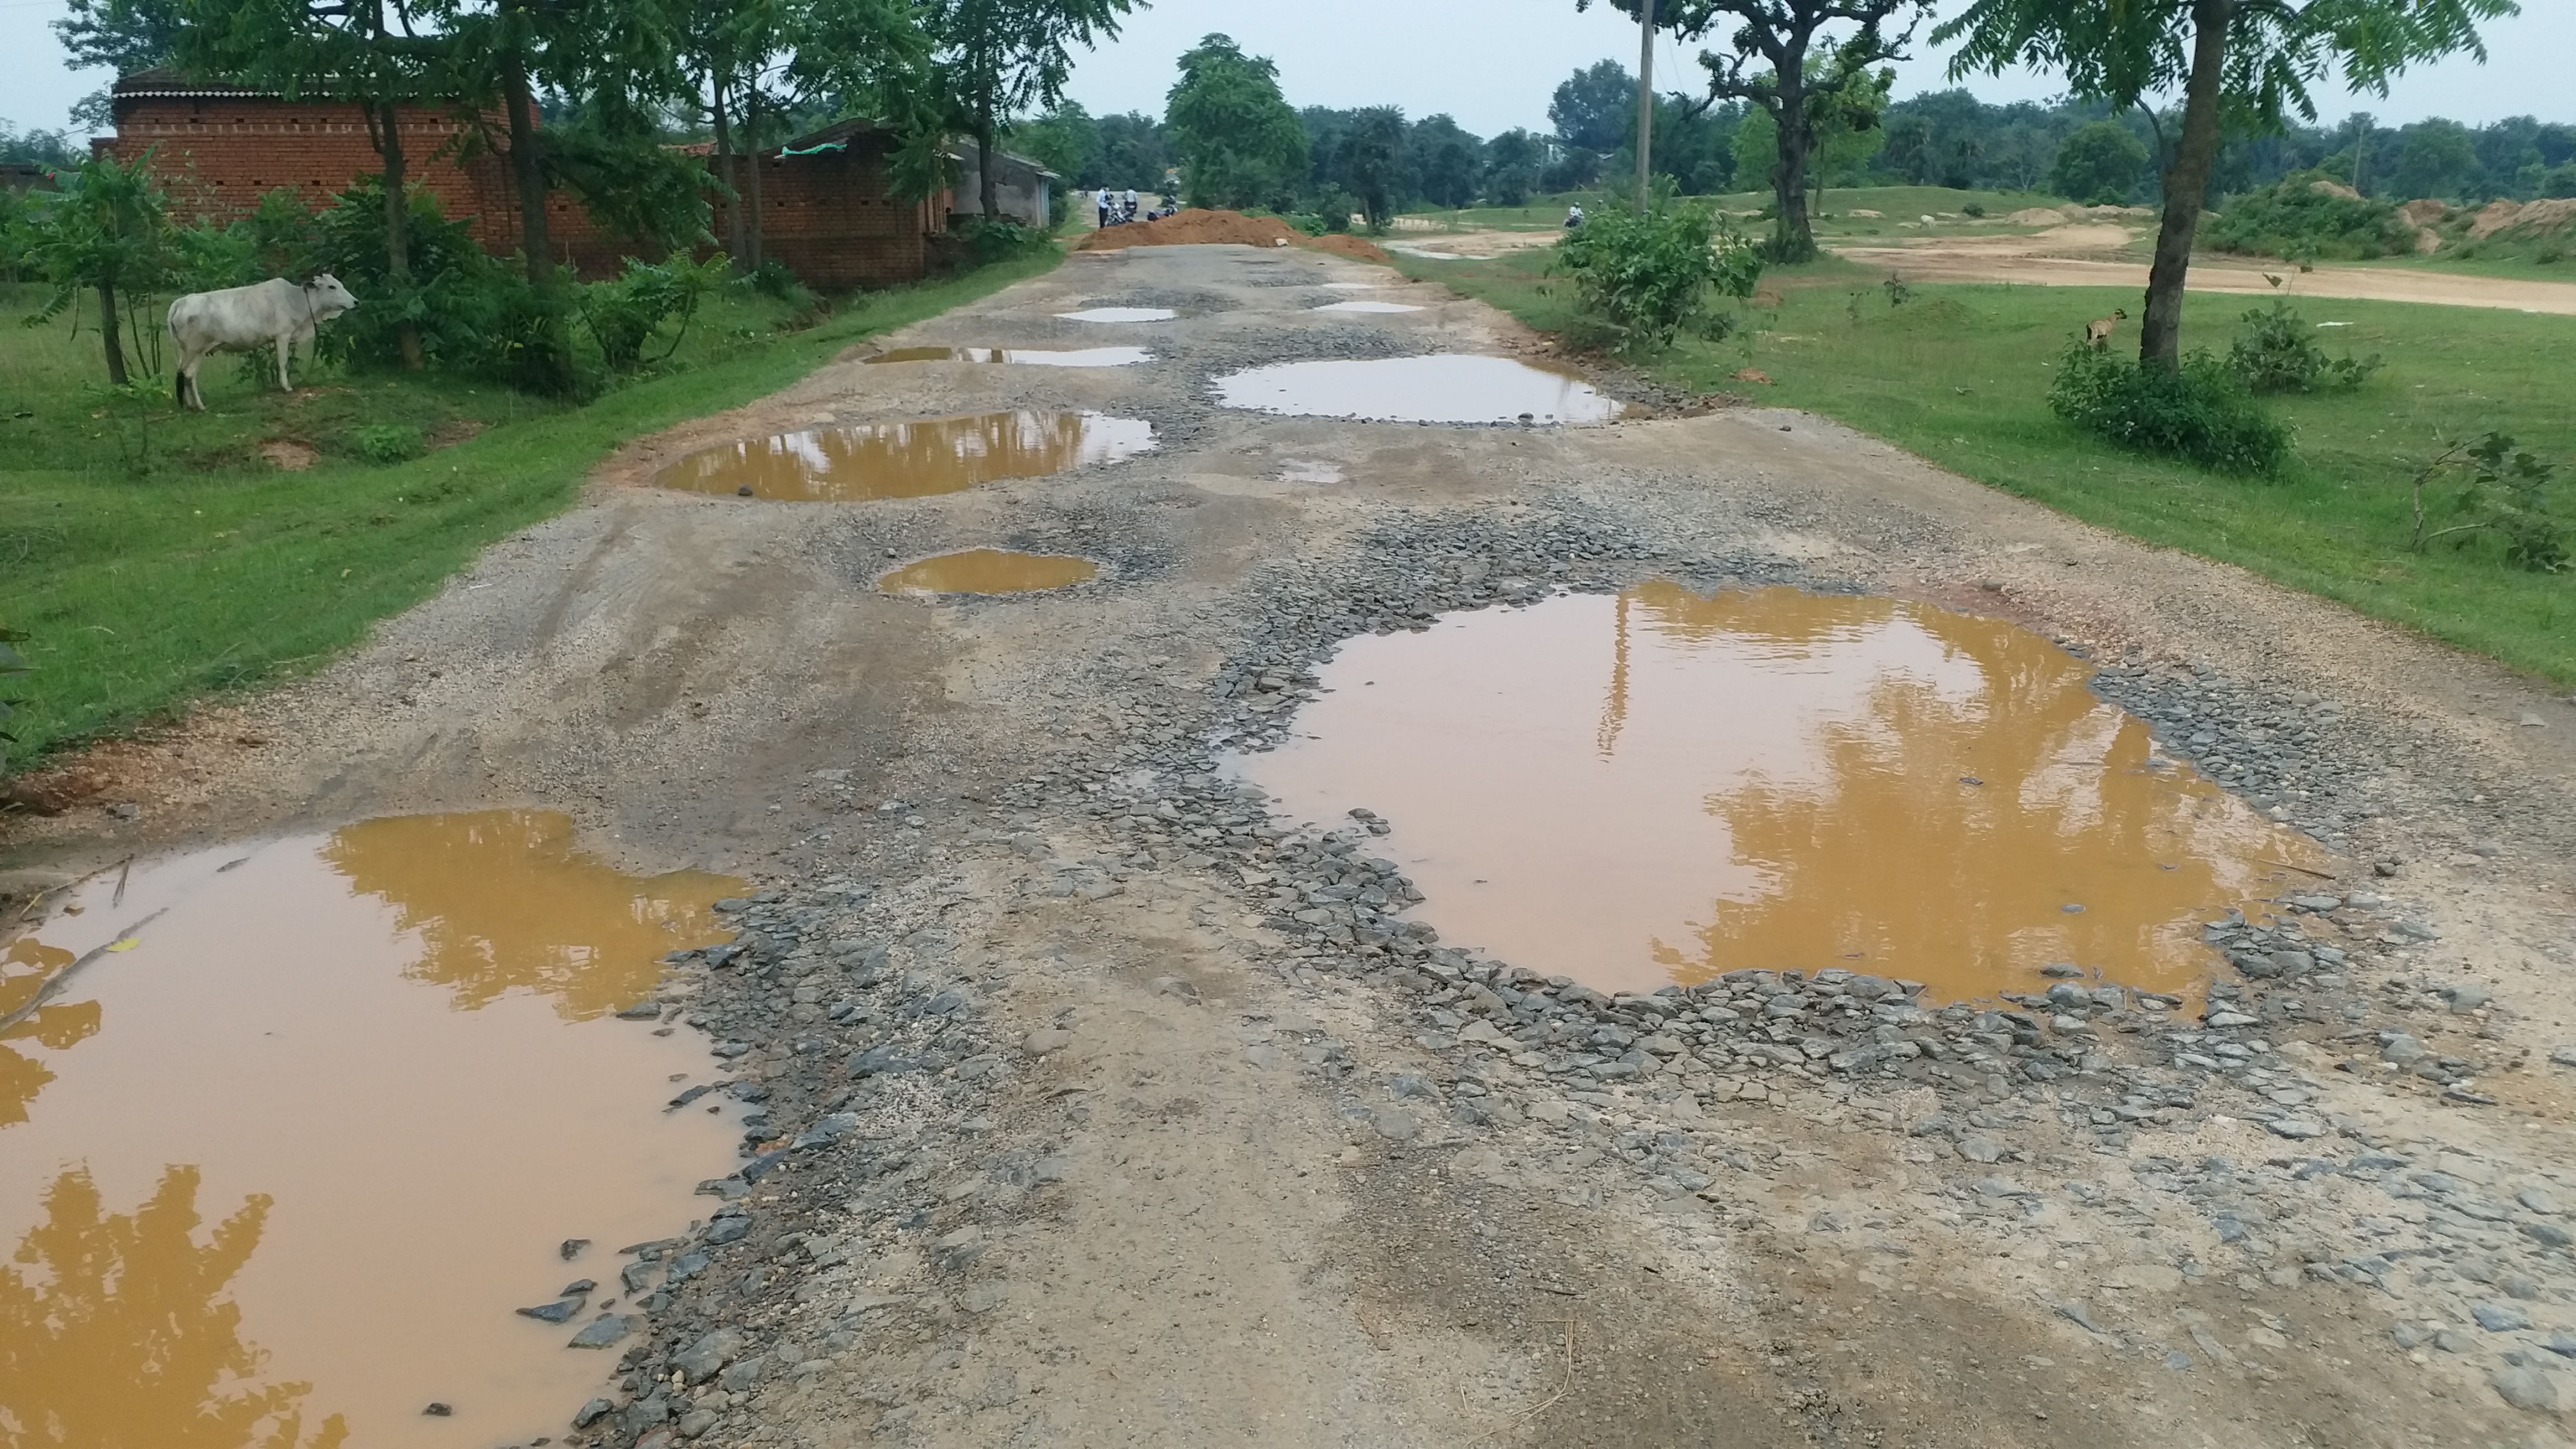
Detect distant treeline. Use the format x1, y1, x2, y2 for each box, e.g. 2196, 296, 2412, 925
1019, 59, 2576, 213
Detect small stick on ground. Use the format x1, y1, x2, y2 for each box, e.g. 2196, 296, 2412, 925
2257, 859, 2338, 880
1463, 1315, 1578, 1447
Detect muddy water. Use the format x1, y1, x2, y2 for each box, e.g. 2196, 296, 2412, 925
879, 548, 1099, 594
0, 811, 744, 1449
1238, 585, 2319, 1001
1213, 355, 1627, 425
865, 345, 1151, 367
655, 412, 1156, 500
1054, 307, 1177, 323
1310, 301, 1423, 314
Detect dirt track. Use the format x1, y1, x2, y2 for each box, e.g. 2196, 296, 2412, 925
12, 244, 2576, 1448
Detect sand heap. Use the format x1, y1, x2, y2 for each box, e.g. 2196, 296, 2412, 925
1076, 209, 1391, 263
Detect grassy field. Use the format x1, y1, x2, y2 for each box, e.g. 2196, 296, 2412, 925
1398, 247, 2576, 686
1403, 186, 2080, 234
0, 249, 1062, 769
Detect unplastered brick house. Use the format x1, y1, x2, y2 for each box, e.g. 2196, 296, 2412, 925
96, 69, 995, 289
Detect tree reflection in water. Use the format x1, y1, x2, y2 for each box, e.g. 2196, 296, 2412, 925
0, 1166, 347, 1448
316, 811, 738, 1021
1, 938, 98, 1128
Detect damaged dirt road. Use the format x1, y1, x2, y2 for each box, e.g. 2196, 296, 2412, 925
12, 243, 2576, 1449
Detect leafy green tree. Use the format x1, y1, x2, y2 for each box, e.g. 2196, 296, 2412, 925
931, 0, 1137, 218
1163, 33, 1308, 210
1338, 106, 1409, 227
1936, 0, 2517, 372
1549, 59, 1635, 154
2390, 118, 2478, 201
1584, 0, 1927, 262
17, 150, 173, 385
1485, 128, 1546, 206
1092, 110, 1168, 189
1012, 100, 1102, 210
53, 0, 186, 130
2052, 119, 2149, 203
1409, 114, 1484, 209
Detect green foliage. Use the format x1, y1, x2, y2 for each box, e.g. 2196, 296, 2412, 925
1484, 130, 1545, 208
576, 253, 730, 373
2389, 119, 2478, 202
2204, 174, 2413, 261
2051, 120, 2147, 205
1551, 188, 1763, 353
2047, 340, 2291, 476
2412, 433, 2566, 571
742, 259, 815, 311
351, 422, 426, 464
949, 215, 1054, 266
2226, 301, 2381, 395
1312, 186, 1358, 234
1164, 33, 1309, 210
14, 149, 175, 385
300, 179, 539, 382
1960, 200, 1985, 217
1338, 107, 1409, 230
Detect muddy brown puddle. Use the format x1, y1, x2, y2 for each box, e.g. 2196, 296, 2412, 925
864, 345, 1151, 367
656, 411, 1156, 500
878, 548, 1099, 594
1213, 355, 1626, 424
1237, 585, 2319, 1001
0, 811, 744, 1448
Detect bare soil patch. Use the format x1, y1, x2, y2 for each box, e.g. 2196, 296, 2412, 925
1075, 207, 1390, 264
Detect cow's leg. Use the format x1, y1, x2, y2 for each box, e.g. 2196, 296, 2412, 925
176, 345, 202, 411
277, 332, 296, 393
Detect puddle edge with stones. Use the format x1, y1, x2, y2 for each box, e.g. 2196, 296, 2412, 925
877, 549, 1102, 595
654, 411, 1158, 501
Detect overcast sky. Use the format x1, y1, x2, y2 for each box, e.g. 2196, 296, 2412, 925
5, 0, 2570, 141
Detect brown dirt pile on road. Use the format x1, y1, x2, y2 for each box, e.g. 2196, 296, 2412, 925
1076, 209, 1390, 263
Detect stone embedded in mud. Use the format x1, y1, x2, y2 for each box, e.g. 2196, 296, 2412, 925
567, 1313, 641, 1348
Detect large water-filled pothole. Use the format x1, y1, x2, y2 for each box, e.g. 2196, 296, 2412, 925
1309, 300, 1423, 314
1213, 355, 1626, 424
0, 811, 744, 1448
1055, 307, 1177, 324
1236, 584, 2319, 1001
655, 412, 1156, 500
878, 549, 1099, 594
865, 345, 1150, 367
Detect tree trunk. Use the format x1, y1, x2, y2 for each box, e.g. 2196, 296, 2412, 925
376, 100, 424, 370
977, 100, 1000, 219
2140, 0, 2233, 371
97, 277, 127, 386
502, 51, 553, 288
746, 87, 766, 270
1770, 84, 1816, 262
713, 74, 746, 266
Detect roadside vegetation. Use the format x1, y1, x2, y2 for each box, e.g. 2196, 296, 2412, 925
0, 249, 1059, 770
1400, 246, 2573, 685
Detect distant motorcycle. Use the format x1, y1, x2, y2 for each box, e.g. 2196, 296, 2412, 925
1564, 206, 1585, 230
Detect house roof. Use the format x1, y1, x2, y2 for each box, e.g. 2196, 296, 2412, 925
943, 144, 1060, 181
111, 67, 281, 101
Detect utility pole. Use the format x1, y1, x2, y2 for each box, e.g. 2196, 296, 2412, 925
1633, 0, 1655, 207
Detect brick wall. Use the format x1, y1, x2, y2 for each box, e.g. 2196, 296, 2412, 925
103, 93, 936, 287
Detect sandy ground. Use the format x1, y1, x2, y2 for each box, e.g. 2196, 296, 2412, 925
10, 244, 2576, 1449
1836, 223, 2576, 314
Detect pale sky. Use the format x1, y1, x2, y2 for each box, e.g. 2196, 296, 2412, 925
4, 0, 2569, 141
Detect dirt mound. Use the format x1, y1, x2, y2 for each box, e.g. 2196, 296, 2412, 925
2468, 198, 2526, 239
1076, 209, 1390, 263
2398, 198, 2450, 226
2480, 197, 2576, 240
2008, 207, 2071, 226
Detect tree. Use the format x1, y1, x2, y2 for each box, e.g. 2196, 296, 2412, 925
1550, 59, 1635, 154
1338, 106, 1409, 227
1013, 100, 1102, 202
179, 0, 454, 370
1410, 113, 1484, 210
1805, 54, 1891, 212
1936, 0, 2517, 372
1485, 128, 1546, 206
1584, 0, 1929, 262
931, 0, 1135, 218
17, 149, 172, 385
1092, 110, 1167, 189
1163, 34, 1307, 211
2052, 118, 2149, 203
2390, 117, 2478, 201
53, 0, 185, 130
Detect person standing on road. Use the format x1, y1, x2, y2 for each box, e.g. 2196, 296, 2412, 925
1097, 187, 1114, 228
1124, 188, 1139, 224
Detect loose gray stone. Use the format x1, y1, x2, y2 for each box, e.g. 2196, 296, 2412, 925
2474, 1302, 2532, 1332
675, 1328, 747, 1382
2490, 1366, 2563, 1414
515, 1298, 583, 1324
1374, 1107, 1421, 1142
2265, 1118, 2327, 1141
567, 1314, 641, 1349
572, 1397, 615, 1428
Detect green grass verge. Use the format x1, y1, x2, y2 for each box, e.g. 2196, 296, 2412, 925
1403, 186, 2080, 235
1399, 248, 2576, 686
0, 249, 1063, 769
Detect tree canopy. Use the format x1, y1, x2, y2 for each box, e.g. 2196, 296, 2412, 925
1163, 33, 1307, 210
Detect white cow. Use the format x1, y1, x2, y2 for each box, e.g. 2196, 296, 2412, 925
168, 274, 359, 411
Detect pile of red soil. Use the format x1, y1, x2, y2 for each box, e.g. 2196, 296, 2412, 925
1075, 209, 1390, 264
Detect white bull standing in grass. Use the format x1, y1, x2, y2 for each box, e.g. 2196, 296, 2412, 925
168, 274, 359, 411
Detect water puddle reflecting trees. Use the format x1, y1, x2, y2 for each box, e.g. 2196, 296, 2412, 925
655, 412, 1156, 500
1239, 585, 2318, 1000
0, 811, 744, 1448
1054, 307, 1177, 323
1213, 356, 1626, 424
878, 550, 1099, 594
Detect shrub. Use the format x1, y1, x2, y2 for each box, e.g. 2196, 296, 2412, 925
950, 216, 1052, 266
577, 253, 728, 372
2412, 432, 2568, 571
2047, 342, 2291, 475
350, 423, 425, 463
2225, 301, 2382, 395
1551, 187, 1763, 353
1313, 186, 1358, 234
1961, 201, 1986, 218
0, 626, 26, 773
2205, 173, 2414, 261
